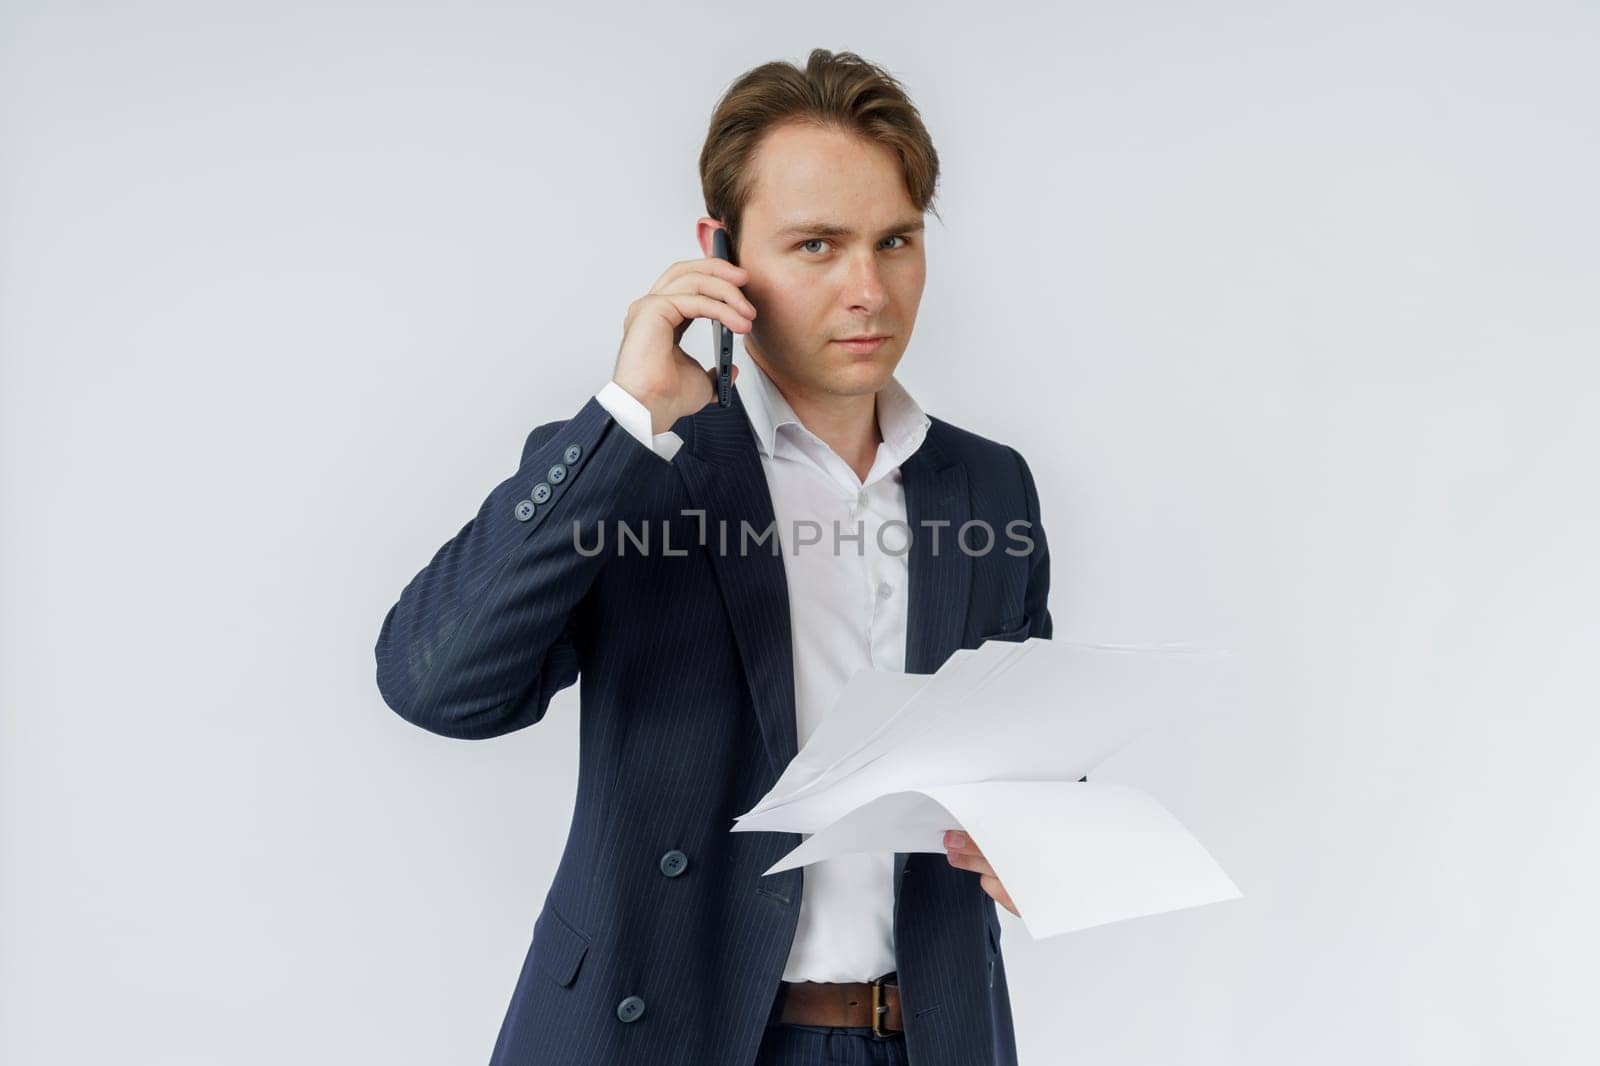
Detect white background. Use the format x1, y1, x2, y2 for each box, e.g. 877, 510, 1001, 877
3, 2, 1596, 1063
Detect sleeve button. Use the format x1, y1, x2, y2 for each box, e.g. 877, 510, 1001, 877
513, 500, 536, 522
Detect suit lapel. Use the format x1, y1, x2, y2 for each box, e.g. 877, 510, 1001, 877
899, 435, 972, 675
674, 387, 798, 783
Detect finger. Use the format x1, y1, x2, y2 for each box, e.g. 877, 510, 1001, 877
642, 292, 753, 335
659, 271, 758, 320
651, 257, 750, 294
979, 874, 1018, 917
945, 849, 996, 879
943, 832, 985, 860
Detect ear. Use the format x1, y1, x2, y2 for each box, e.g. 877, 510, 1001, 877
695, 217, 725, 259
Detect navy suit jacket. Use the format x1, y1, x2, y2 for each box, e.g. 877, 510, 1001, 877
375, 382, 1054, 1066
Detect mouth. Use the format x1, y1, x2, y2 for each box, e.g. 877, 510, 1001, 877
833, 335, 890, 352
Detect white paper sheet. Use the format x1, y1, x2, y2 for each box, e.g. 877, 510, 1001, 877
730, 637, 1243, 940
761, 781, 1243, 940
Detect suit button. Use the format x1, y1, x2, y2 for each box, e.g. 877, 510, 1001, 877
513, 500, 536, 522
616, 995, 646, 1023
547, 462, 568, 484
563, 443, 582, 465
659, 850, 688, 877
531, 482, 552, 504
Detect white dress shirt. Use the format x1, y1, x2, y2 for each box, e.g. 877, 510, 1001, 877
594, 342, 932, 982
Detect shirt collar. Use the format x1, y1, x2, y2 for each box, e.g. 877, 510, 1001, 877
733, 342, 932, 468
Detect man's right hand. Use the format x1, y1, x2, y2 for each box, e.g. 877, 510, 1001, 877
612, 256, 758, 435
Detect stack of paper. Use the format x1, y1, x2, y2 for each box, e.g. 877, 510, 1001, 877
730, 637, 1244, 940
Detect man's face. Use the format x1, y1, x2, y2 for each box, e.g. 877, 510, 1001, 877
708, 122, 927, 403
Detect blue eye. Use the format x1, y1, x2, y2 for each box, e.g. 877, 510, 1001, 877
798, 236, 910, 255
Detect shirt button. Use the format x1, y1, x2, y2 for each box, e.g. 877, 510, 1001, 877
877, 582, 892, 600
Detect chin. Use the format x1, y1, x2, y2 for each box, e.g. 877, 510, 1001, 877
823, 359, 895, 396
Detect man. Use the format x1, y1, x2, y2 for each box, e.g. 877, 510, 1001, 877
375, 49, 1055, 1066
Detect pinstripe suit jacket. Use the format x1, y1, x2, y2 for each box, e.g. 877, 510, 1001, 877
375, 382, 1053, 1066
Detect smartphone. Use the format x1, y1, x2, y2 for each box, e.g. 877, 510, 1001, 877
711, 227, 736, 407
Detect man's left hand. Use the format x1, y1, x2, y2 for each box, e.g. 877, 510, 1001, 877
943, 830, 1019, 918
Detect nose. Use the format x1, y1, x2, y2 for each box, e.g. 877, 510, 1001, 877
845, 251, 889, 316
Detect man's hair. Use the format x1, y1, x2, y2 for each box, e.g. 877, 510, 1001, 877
699, 48, 941, 261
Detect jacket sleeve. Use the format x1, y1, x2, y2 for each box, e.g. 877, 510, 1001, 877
374, 395, 660, 740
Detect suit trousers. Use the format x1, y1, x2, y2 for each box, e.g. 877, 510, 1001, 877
754, 1022, 911, 1066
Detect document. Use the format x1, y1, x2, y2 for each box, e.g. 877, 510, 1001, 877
730, 637, 1244, 940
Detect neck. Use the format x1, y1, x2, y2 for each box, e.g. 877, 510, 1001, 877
748, 347, 883, 483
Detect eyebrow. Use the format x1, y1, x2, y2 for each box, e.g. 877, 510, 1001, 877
772, 217, 926, 241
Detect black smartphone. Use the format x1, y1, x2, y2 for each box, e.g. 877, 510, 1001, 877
711, 227, 735, 407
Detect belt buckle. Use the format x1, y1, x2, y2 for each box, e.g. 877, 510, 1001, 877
870, 973, 895, 1037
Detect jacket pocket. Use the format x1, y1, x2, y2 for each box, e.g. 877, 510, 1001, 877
530, 903, 591, 988
977, 614, 1031, 644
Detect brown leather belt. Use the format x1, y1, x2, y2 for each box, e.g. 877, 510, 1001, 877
779, 974, 902, 1036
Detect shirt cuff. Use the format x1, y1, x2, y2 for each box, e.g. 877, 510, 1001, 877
596, 380, 685, 462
